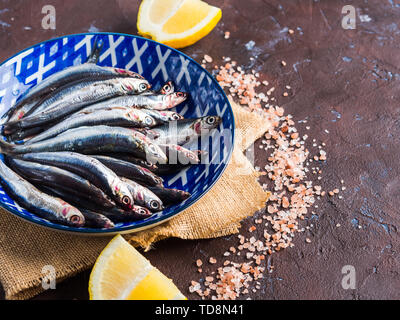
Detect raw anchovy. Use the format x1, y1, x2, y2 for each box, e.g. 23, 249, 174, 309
131, 92, 187, 110
147, 116, 222, 145
0, 160, 85, 227
14, 152, 134, 209
140, 109, 184, 123
40, 184, 115, 209
38, 185, 115, 229
3, 77, 151, 133
24, 78, 109, 118
11, 61, 143, 113
67, 92, 187, 117
80, 206, 152, 223
147, 185, 191, 205
79, 210, 115, 229
121, 177, 164, 212
96, 153, 158, 171
41, 186, 150, 223
92, 155, 163, 187
7, 158, 118, 209
26, 108, 157, 144
0, 125, 168, 164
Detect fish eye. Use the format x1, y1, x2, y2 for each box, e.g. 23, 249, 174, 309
122, 196, 131, 205
70, 215, 81, 224
206, 117, 216, 124
145, 117, 153, 125
172, 114, 180, 120
139, 208, 148, 215
139, 83, 148, 91
150, 200, 160, 210
176, 92, 185, 97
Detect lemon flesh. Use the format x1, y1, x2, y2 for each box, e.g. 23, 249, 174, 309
149, 0, 183, 24
89, 235, 186, 300
138, 0, 222, 48
162, 0, 211, 34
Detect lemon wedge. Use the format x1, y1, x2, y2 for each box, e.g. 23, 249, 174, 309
137, 0, 222, 48
89, 234, 186, 300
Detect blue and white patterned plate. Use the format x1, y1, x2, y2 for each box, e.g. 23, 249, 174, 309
0, 32, 234, 235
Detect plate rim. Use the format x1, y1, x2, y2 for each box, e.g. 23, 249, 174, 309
0, 32, 235, 235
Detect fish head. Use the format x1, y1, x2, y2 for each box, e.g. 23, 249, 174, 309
195, 116, 222, 133
111, 178, 135, 209
164, 92, 187, 108
126, 110, 156, 127
60, 203, 85, 227
162, 111, 184, 121
132, 205, 152, 218
145, 141, 168, 165
159, 81, 175, 95
121, 78, 151, 94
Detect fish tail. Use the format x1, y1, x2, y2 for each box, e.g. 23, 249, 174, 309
87, 36, 104, 64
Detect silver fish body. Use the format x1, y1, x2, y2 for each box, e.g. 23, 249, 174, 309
0, 160, 85, 227
140, 109, 184, 123
120, 177, 164, 212
92, 155, 163, 187
14, 152, 134, 209
4, 64, 144, 126
3, 77, 151, 132
40, 185, 150, 223
0, 125, 168, 165
7, 158, 117, 208
147, 185, 191, 205
12, 64, 143, 112
67, 92, 187, 116
26, 108, 157, 144
37, 185, 115, 229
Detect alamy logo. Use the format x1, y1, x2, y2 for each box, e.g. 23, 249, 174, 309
41, 5, 56, 30
341, 265, 356, 289
41, 265, 56, 290
341, 5, 356, 29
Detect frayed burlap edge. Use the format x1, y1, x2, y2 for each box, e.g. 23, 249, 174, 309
0, 99, 271, 299
128, 100, 272, 250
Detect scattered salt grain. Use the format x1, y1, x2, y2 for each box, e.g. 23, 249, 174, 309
204, 54, 213, 63
190, 52, 345, 300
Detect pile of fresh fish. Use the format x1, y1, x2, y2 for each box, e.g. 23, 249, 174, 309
0, 43, 221, 229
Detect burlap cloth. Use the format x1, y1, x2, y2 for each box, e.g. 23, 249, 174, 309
0, 100, 271, 300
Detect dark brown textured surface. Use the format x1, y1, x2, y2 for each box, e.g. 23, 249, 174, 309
0, 0, 399, 300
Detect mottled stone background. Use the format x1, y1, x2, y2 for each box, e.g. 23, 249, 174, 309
0, 0, 399, 299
